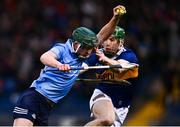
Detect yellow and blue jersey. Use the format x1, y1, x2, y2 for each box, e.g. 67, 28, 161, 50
86, 48, 139, 108
31, 39, 83, 103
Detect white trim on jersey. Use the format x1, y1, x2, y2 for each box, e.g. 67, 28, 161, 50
111, 46, 126, 60
13, 106, 28, 114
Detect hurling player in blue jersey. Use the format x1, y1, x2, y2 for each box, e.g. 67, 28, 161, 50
84, 26, 139, 127
12, 5, 126, 126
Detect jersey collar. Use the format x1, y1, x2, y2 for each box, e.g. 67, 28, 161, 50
66, 39, 76, 53
111, 46, 126, 60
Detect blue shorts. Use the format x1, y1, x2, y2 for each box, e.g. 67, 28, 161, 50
13, 88, 55, 126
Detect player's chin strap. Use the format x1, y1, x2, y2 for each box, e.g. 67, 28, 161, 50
74, 43, 81, 53
74, 43, 89, 59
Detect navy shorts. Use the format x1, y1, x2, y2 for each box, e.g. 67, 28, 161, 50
13, 88, 55, 126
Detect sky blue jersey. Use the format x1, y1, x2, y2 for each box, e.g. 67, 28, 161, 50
31, 39, 83, 103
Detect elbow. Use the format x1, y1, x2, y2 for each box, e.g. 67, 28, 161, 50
118, 68, 139, 80
40, 54, 43, 62
40, 53, 47, 64
132, 72, 138, 78
130, 68, 139, 78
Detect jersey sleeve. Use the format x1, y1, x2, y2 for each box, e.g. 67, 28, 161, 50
50, 43, 65, 59
119, 50, 139, 64
85, 53, 99, 66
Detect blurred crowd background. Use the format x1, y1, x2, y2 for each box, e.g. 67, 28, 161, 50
0, 0, 180, 126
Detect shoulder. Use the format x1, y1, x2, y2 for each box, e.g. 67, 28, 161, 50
51, 39, 72, 50
118, 48, 138, 64
123, 48, 137, 57
52, 41, 66, 48
49, 41, 69, 57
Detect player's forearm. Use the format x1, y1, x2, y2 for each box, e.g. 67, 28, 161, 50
102, 56, 120, 65
40, 51, 62, 68
102, 57, 129, 72
97, 15, 120, 45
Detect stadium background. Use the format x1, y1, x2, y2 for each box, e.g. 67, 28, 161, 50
0, 0, 179, 126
